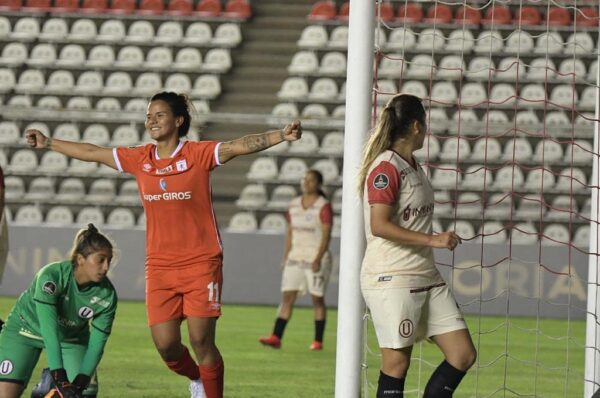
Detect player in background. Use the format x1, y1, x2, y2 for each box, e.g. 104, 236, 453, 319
259, 169, 333, 350
0, 165, 8, 331
0, 224, 117, 398
358, 94, 476, 398
25, 91, 302, 398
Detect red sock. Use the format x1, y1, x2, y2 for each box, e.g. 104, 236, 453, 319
199, 359, 224, 398
165, 346, 200, 381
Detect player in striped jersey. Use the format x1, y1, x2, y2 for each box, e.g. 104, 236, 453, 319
358, 94, 476, 398
0, 224, 117, 398
259, 170, 333, 350
25, 92, 302, 398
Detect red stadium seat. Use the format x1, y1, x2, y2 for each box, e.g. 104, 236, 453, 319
51, 0, 77, 12
22, 0, 50, 12
397, 3, 423, 23
547, 7, 571, 26
109, 0, 134, 14
195, 0, 221, 17
377, 2, 395, 22
517, 6, 541, 26
137, 0, 163, 14
168, 0, 192, 15
482, 4, 512, 25
454, 5, 481, 25
223, 0, 251, 20
576, 7, 598, 27
424, 4, 452, 24
80, 0, 106, 13
338, 1, 349, 21
0, 0, 22, 11
308, 1, 336, 21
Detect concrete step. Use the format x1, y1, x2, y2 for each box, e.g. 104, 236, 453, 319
245, 16, 310, 30
227, 66, 288, 80
233, 53, 291, 68
242, 27, 300, 42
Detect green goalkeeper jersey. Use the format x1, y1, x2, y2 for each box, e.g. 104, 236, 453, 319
8, 260, 118, 374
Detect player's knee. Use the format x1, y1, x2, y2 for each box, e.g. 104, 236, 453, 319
311, 295, 325, 306
189, 335, 215, 358
156, 342, 183, 361
448, 347, 476, 372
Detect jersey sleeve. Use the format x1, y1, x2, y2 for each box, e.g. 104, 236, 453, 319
320, 202, 333, 225
366, 161, 401, 206
191, 141, 220, 170
113, 146, 146, 175
79, 290, 117, 376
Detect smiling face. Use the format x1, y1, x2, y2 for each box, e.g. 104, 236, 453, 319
145, 100, 182, 141
75, 248, 112, 285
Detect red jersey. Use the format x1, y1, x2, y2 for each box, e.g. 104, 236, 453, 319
114, 141, 222, 269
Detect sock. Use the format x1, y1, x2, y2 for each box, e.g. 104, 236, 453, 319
376, 371, 404, 398
314, 319, 326, 342
423, 360, 466, 398
273, 317, 288, 339
199, 359, 224, 398
165, 346, 200, 381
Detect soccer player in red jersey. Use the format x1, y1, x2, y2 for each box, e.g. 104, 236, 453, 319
357, 94, 476, 398
26, 91, 302, 398
259, 169, 333, 351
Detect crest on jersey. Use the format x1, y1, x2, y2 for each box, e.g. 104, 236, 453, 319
42, 281, 56, 295
159, 178, 167, 192
143, 163, 152, 172
373, 173, 389, 190
78, 306, 94, 319
176, 159, 188, 171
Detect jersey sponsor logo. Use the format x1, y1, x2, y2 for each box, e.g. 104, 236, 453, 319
0, 360, 13, 375
159, 178, 167, 192
143, 178, 192, 202
176, 159, 188, 171
143, 163, 152, 172
377, 276, 392, 282
156, 165, 173, 175
42, 281, 56, 295
90, 296, 110, 308
399, 319, 414, 338
402, 203, 434, 222
373, 173, 389, 190
78, 306, 94, 319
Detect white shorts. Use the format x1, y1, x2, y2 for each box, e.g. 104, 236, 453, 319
362, 283, 467, 349
281, 254, 331, 297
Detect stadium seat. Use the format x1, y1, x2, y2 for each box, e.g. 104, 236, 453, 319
532, 140, 563, 164
524, 168, 556, 192
447, 220, 475, 240
575, 113, 594, 138
337, 1, 349, 21
477, 221, 507, 243
223, 0, 251, 20
550, 84, 577, 108
51, 0, 78, 13
109, 0, 135, 15
386, 27, 416, 51
37, 95, 62, 111
377, 54, 404, 78
496, 57, 525, 82
5, 176, 25, 201
533, 32, 563, 55
565, 32, 595, 56
430, 81, 457, 105
54, 123, 80, 141
85, 45, 115, 68
277, 77, 309, 100
137, 0, 163, 14
247, 157, 278, 181
270, 103, 299, 121
328, 25, 348, 50
168, 0, 193, 15
548, 7, 571, 26
510, 222, 538, 244
10, 17, 39, 41
115, 46, 144, 69
406, 54, 435, 79
431, 164, 461, 189
461, 165, 493, 190
319, 132, 344, 156
564, 140, 593, 166
467, 56, 494, 80
318, 51, 346, 76
516, 6, 541, 25
103, 72, 133, 95
203, 48, 231, 73
16, 69, 45, 93
288, 51, 318, 75
439, 137, 470, 162
39, 18, 68, 41
227, 212, 257, 232
504, 30, 533, 54
541, 224, 570, 246
144, 46, 172, 70
155, 22, 183, 45
0, 151, 7, 169
134, 72, 162, 97
212, 23, 242, 48
184, 22, 212, 46
45, 206, 74, 225
172, 47, 203, 72
557, 58, 587, 82
298, 25, 328, 49
192, 75, 221, 99
312, 159, 339, 184
165, 73, 192, 94
82, 124, 110, 146
397, 3, 423, 25
111, 125, 139, 146
125, 21, 154, 43
68, 158, 97, 176
289, 131, 319, 154
0, 121, 19, 144
267, 185, 296, 210
482, 4, 511, 26
493, 166, 524, 191
489, 84, 517, 106
399, 80, 424, 100
414, 135, 440, 162
115, 180, 140, 205
426, 108, 448, 134
0, 68, 14, 94
445, 29, 474, 53
0, 16, 9, 39
579, 86, 596, 110
25, 177, 55, 202
455, 192, 483, 218
374, 2, 394, 22
195, 0, 221, 17
576, 7, 599, 27
454, 5, 481, 25
545, 195, 576, 221
0, 0, 21, 11
80, 0, 107, 13
481, 110, 509, 135
0, 42, 27, 67
107, 208, 136, 228
377, 79, 399, 103
76, 207, 105, 226
424, 4, 452, 24
86, 179, 116, 204
37, 152, 68, 173
527, 58, 557, 82
449, 109, 478, 135
474, 30, 504, 54
308, 1, 336, 21
332, 105, 345, 119
416, 28, 445, 52
308, 77, 338, 101
436, 55, 464, 80
14, 205, 43, 225
544, 111, 571, 137
67, 96, 93, 113
278, 158, 308, 183
519, 84, 547, 107
43, 70, 73, 95
259, 213, 287, 233
235, 184, 267, 209
502, 138, 533, 163
555, 167, 588, 193
7, 95, 32, 108
55, 44, 86, 67
579, 198, 591, 222
301, 104, 328, 119
95, 97, 120, 113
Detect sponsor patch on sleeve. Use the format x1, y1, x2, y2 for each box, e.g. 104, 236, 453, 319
373, 173, 389, 190
42, 281, 56, 295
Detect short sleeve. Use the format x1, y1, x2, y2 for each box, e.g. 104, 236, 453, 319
366, 161, 401, 206
33, 265, 63, 305
320, 203, 333, 225
191, 141, 220, 170
114, 146, 146, 175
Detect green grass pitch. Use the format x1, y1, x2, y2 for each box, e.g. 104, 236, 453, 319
0, 298, 584, 397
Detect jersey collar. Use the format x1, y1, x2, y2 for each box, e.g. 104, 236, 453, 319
155, 141, 184, 160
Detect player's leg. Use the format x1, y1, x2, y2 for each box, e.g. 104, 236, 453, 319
187, 317, 222, 398
0, 321, 42, 398
307, 258, 330, 350
422, 285, 476, 397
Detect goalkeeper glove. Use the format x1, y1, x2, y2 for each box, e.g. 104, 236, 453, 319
49, 369, 83, 398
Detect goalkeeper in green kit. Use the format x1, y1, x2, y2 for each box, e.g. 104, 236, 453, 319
0, 224, 117, 398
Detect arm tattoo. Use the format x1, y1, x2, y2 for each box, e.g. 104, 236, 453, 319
242, 135, 269, 152
219, 143, 233, 157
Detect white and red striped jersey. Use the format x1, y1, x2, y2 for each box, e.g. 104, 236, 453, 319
361, 149, 443, 289
286, 196, 333, 263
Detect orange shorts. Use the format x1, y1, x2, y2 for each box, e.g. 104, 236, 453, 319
145, 261, 223, 326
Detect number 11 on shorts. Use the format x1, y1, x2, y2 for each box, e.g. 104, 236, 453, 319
207, 281, 220, 302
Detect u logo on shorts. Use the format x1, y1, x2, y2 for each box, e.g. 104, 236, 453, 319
399, 319, 414, 338
0, 360, 13, 375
